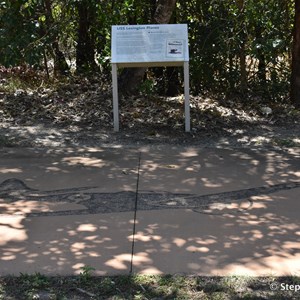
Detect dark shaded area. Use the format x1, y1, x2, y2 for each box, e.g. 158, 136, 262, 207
0, 274, 299, 299
1, 74, 299, 151
291, 0, 300, 108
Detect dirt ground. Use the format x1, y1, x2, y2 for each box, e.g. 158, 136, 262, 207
0, 76, 299, 150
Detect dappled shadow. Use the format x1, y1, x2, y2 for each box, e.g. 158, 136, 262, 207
0, 213, 135, 276
0, 146, 299, 276
138, 147, 300, 194
132, 190, 300, 275
0, 147, 139, 192
1, 89, 300, 149
0, 148, 139, 275
131, 147, 300, 275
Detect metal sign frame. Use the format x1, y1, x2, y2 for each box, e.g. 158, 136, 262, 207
111, 24, 190, 132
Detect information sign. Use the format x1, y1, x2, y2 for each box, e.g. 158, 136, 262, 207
111, 24, 189, 63
111, 24, 190, 132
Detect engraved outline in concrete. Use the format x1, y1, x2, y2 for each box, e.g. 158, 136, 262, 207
0, 178, 300, 217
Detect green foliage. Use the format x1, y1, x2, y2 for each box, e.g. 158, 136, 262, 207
177, 0, 293, 100
0, 275, 299, 299
138, 78, 157, 95
19, 272, 50, 289
79, 265, 95, 283
0, 0, 295, 101
18, 272, 51, 299
0, 1, 43, 66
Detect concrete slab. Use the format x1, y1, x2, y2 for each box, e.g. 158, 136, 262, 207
0, 147, 139, 192
139, 147, 300, 194
132, 188, 300, 276
0, 212, 135, 276
0, 147, 139, 275
135, 145, 300, 276
0, 146, 299, 277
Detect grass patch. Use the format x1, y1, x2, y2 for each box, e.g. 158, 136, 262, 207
0, 135, 17, 147
272, 137, 300, 148
0, 275, 299, 299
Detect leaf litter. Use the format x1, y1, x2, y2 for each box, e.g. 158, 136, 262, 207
0, 75, 299, 149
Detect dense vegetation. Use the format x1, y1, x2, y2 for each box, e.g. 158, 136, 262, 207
0, 0, 298, 104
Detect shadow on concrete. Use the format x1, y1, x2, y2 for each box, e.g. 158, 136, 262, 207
0, 146, 299, 275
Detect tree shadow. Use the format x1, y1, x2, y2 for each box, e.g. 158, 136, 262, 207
0, 146, 299, 278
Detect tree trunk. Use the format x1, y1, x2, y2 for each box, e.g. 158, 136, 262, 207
239, 44, 247, 91
44, 0, 69, 76
76, 1, 97, 74
119, 0, 177, 94
237, 0, 247, 92
166, 67, 180, 96
291, 0, 300, 107
255, 25, 266, 83
153, 0, 177, 24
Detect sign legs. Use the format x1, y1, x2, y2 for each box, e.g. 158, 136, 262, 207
112, 62, 190, 132
184, 61, 190, 132
112, 63, 119, 132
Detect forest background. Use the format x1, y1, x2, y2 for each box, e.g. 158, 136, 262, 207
0, 0, 300, 147
0, 0, 296, 99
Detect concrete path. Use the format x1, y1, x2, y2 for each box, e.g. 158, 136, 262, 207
0, 146, 299, 276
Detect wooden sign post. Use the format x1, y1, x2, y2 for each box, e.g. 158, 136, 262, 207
111, 24, 190, 132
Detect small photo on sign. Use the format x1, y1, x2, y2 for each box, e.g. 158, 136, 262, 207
166, 39, 184, 58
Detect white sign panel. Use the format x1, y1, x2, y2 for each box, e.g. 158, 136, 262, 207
111, 24, 189, 63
